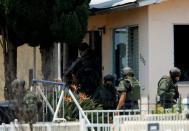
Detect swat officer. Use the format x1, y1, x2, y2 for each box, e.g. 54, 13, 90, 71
22, 90, 42, 123
157, 67, 181, 109
116, 67, 140, 110
92, 74, 117, 109
11, 79, 26, 121
71, 42, 101, 97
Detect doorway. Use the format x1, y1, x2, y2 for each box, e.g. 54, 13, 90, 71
89, 31, 102, 80
174, 25, 189, 81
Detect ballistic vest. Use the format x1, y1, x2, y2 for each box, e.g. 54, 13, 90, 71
125, 77, 140, 101
157, 75, 177, 103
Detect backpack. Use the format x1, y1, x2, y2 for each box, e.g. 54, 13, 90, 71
157, 75, 179, 101
124, 77, 140, 101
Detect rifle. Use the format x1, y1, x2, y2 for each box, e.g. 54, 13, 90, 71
63, 57, 82, 77
63, 49, 88, 77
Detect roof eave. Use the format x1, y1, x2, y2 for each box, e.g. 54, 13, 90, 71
90, 2, 139, 15
138, 0, 161, 7
89, 0, 164, 15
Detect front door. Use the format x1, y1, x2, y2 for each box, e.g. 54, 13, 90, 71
89, 31, 102, 80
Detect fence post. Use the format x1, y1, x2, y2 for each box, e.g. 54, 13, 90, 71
80, 111, 86, 131
10, 122, 14, 131
155, 95, 159, 114
46, 123, 52, 131
141, 96, 148, 115
113, 116, 119, 131
2, 123, 6, 131
69, 90, 95, 131
178, 95, 182, 113
53, 89, 65, 122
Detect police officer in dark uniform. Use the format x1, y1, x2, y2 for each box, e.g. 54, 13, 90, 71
92, 74, 117, 109
157, 67, 181, 109
72, 42, 101, 97
116, 67, 140, 110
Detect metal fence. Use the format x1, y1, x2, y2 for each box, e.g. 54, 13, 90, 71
113, 113, 187, 131
32, 80, 94, 130
31, 80, 66, 122
1, 79, 189, 131
80, 109, 188, 131
0, 121, 80, 131
0, 107, 188, 131
119, 120, 189, 131
80, 110, 140, 131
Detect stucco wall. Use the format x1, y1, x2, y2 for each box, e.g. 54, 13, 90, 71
0, 38, 4, 100
148, 0, 189, 103
0, 44, 41, 100
88, 7, 149, 96
17, 45, 42, 88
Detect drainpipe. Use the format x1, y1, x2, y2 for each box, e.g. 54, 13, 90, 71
57, 42, 61, 81
62, 43, 68, 81
33, 47, 36, 80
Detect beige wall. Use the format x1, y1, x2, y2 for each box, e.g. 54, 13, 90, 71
17, 45, 42, 88
0, 38, 4, 100
0, 44, 41, 100
148, 0, 189, 103
88, 7, 149, 96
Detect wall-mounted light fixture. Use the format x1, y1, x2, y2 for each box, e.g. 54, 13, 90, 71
98, 26, 106, 34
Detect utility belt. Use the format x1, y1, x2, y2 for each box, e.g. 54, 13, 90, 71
158, 100, 176, 109
123, 100, 139, 110
158, 100, 176, 104
125, 100, 138, 104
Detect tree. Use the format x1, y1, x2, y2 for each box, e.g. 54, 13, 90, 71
1, 0, 91, 99
9, 0, 90, 80
51, 0, 90, 44
0, 0, 5, 28
0, 0, 24, 99
8, 0, 55, 81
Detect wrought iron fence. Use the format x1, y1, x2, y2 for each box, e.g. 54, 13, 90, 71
80, 110, 188, 131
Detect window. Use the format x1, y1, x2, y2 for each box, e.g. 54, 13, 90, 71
174, 25, 189, 81
113, 26, 139, 82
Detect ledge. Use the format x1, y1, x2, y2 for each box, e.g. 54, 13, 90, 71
178, 81, 189, 87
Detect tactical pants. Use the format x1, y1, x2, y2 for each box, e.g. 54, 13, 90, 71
124, 100, 139, 109
159, 100, 176, 109
121, 100, 140, 115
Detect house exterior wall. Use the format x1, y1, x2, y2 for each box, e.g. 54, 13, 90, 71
0, 44, 42, 100
148, 0, 189, 103
88, 0, 189, 106
17, 45, 42, 86
88, 7, 149, 96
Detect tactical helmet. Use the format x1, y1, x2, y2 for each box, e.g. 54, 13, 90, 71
122, 67, 134, 76
169, 67, 181, 78
104, 74, 115, 82
11, 79, 25, 89
78, 42, 89, 51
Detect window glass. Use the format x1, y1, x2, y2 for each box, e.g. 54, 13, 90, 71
113, 26, 139, 82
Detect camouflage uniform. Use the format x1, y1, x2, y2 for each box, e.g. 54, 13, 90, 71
157, 75, 179, 108
10, 79, 42, 123
117, 76, 140, 110
22, 91, 41, 123
11, 79, 25, 121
